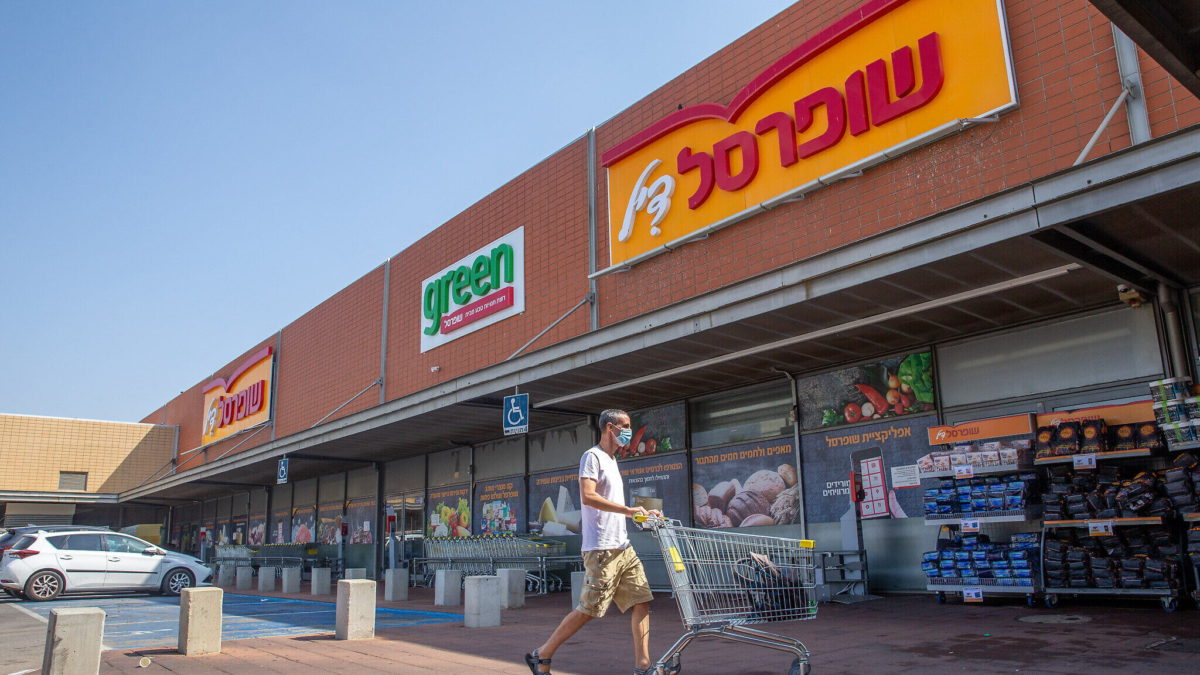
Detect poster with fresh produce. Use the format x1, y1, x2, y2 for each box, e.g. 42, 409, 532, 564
690, 438, 801, 529
800, 414, 934, 522
246, 515, 266, 546
528, 468, 582, 537
346, 498, 375, 544
427, 485, 471, 537
800, 351, 935, 430
317, 502, 342, 544
291, 506, 316, 544
618, 403, 686, 460
474, 478, 525, 534
618, 454, 691, 529
271, 508, 291, 544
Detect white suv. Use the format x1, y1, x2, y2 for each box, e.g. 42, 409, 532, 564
0, 529, 212, 601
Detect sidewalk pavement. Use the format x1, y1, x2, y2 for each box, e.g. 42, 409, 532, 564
32, 581, 1200, 674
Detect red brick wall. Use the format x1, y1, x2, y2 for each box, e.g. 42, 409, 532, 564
274, 266, 386, 436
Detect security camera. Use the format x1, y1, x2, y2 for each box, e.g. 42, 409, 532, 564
430, 365, 441, 373
1117, 284, 1146, 308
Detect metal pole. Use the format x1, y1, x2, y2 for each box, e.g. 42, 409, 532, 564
1074, 87, 1130, 166
1111, 26, 1150, 145
773, 367, 807, 540
379, 260, 391, 404
587, 128, 599, 330
1159, 283, 1192, 379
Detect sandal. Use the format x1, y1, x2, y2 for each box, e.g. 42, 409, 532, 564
524, 648, 552, 674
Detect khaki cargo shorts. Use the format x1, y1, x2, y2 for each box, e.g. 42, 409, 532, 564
577, 545, 654, 617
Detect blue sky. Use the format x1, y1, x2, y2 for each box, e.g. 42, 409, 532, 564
0, 1, 794, 422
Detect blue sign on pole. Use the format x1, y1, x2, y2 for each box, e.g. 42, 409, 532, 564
503, 394, 529, 436
277, 458, 289, 484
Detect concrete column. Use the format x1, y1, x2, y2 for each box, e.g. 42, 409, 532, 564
235, 566, 253, 591
571, 570, 586, 608
434, 569, 462, 606
345, 567, 366, 580
42, 607, 105, 675
496, 568, 525, 609
464, 576, 501, 628
281, 567, 301, 593
216, 564, 235, 586
384, 568, 409, 602
257, 566, 276, 592
335, 579, 376, 640
311, 567, 331, 596
178, 587, 223, 656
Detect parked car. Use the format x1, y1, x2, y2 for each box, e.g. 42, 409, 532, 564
0, 525, 111, 556
0, 528, 212, 601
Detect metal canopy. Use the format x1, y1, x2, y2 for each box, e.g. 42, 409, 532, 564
1091, 0, 1200, 99
126, 129, 1200, 504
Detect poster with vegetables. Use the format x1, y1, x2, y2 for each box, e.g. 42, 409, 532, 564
474, 478, 525, 535
271, 507, 291, 544
291, 505, 316, 544
690, 438, 801, 529
800, 351, 935, 430
317, 502, 342, 545
528, 468, 582, 537
617, 403, 686, 460
346, 498, 375, 544
618, 454, 691, 529
427, 485, 471, 537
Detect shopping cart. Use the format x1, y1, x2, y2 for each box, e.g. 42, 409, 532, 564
637, 515, 817, 675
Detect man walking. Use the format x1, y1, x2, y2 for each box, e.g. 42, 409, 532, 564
526, 409, 660, 675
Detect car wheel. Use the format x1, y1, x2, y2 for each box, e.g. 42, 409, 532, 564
24, 570, 64, 601
161, 568, 195, 596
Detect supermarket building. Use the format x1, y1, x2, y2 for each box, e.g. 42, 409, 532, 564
2, 0, 1199, 591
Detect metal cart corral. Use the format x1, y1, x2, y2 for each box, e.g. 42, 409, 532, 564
413, 534, 575, 594
639, 516, 817, 675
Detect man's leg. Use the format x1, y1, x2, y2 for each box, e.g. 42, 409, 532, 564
534, 609, 593, 673
631, 601, 651, 671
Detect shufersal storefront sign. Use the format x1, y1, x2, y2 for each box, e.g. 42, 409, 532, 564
421, 227, 525, 352
201, 346, 274, 445
601, 0, 1017, 271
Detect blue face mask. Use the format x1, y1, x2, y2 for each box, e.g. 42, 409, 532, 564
615, 426, 633, 446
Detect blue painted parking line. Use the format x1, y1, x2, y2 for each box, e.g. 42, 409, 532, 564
21, 593, 462, 650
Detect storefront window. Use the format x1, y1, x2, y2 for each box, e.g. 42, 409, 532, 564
689, 382, 791, 448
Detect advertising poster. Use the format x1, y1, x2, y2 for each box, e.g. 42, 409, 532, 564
528, 468, 581, 537
474, 478, 525, 535
231, 518, 247, 545
202, 519, 215, 546
291, 506, 316, 544
617, 403, 687, 459
691, 438, 800, 529
216, 517, 231, 546
427, 485, 471, 537
800, 414, 935, 523
247, 514, 266, 546
799, 351, 935, 430
317, 502, 342, 545
618, 454, 690, 529
272, 507, 291, 544
346, 498, 376, 545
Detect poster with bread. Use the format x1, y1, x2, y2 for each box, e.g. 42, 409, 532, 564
528, 468, 582, 536
690, 438, 800, 529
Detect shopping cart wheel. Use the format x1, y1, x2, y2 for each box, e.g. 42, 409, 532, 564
935, 592, 946, 604
665, 653, 681, 675
1160, 596, 1178, 613
788, 657, 811, 675
1043, 594, 1059, 609
1025, 594, 1038, 608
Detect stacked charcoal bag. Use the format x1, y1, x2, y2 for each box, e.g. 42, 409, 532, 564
1041, 465, 1124, 521
921, 532, 1039, 587
1044, 525, 1181, 589
1188, 525, 1200, 574
1165, 452, 1198, 514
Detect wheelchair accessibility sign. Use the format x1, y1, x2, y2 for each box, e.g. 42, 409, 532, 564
503, 394, 529, 436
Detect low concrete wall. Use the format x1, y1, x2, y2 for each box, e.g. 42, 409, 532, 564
42, 607, 105, 675
384, 568, 408, 602
178, 587, 223, 656
464, 576, 501, 628
335, 579, 376, 640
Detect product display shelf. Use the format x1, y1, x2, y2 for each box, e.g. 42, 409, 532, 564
924, 510, 1038, 525
925, 523, 1043, 607
1168, 440, 1200, 452
1033, 448, 1153, 465
1041, 515, 1182, 612
918, 460, 1033, 479
1187, 513, 1200, 603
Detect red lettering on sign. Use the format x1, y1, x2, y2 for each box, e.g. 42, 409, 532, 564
440, 286, 514, 334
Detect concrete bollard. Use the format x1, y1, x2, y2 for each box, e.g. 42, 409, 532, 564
571, 570, 586, 609
281, 566, 301, 593
235, 566, 253, 591
384, 567, 409, 602
258, 566, 276, 592
464, 576, 502, 628
344, 567, 367, 580
178, 587, 223, 656
335, 579, 376, 640
496, 568, 525, 609
42, 607, 105, 675
311, 567, 331, 596
216, 564, 235, 586
434, 569, 462, 606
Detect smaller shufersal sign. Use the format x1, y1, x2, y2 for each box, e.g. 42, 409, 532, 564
420, 228, 525, 353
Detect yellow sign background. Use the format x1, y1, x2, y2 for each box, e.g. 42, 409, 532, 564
604, 0, 1016, 267
200, 350, 273, 445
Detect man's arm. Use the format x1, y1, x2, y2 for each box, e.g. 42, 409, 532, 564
579, 477, 642, 518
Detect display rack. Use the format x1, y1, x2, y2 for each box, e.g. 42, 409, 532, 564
1033, 448, 1153, 465
1185, 512, 1200, 604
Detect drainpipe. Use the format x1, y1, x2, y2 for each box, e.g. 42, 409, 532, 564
772, 366, 807, 539
1159, 283, 1192, 379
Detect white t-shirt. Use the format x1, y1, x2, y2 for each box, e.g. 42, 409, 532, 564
578, 446, 629, 552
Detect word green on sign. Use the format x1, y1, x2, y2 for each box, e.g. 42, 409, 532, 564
423, 243, 515, 336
